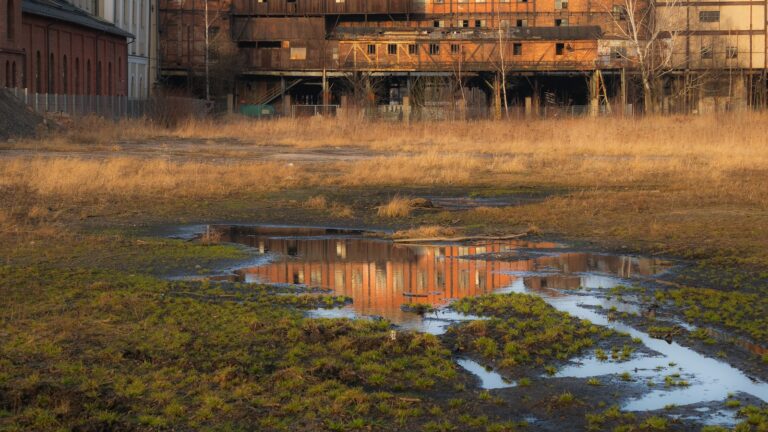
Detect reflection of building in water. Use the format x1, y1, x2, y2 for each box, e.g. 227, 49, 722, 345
236, 236, 551, 320
217, 226, 668, 322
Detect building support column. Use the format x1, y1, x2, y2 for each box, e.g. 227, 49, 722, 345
493, 73, 502, 121
589, 70, 600, 117
620, 68, 627, 115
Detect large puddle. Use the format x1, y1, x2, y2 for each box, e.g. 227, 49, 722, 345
203, 225, 768, 419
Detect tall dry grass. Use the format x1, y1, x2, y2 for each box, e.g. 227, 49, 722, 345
2, 113, 768, 209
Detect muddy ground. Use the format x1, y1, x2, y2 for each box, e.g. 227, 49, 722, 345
1, 141, 767, 431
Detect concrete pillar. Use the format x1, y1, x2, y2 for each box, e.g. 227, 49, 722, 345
283, 94, 292, 117
227, 93, 234, 115
402, 96, 411, 124
457, 98, 467, 121
493, 74, 502, 121
732, 74, 747, 111
524, 97, 532, 117
589, 70, 600, 117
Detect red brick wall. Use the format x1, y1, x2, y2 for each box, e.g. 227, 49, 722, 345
19, 13, 128, 96
0, 0, 25, 87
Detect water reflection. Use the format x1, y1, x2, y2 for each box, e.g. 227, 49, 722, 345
217, 226, 667, 324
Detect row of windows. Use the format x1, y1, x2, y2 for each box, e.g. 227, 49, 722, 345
701, 45, 739, 59
30, 51, 121, 95
361, 42, 567, 56
433, 17, 570, 27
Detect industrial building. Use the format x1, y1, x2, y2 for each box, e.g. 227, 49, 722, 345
158, 0, 636, 116
0, 0, 131, 96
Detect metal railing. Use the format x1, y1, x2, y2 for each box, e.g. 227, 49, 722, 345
291, 104, 340, 117
6, 87, 212, 120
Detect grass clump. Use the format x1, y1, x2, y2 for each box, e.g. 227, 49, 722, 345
447, 293, 620, 377
377, 195, 414, 218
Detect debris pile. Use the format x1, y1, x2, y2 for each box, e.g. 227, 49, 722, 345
0, 89, 45, 140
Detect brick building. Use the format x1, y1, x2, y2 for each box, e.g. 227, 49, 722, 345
1, 0, 25, 87
1, 0, 132, 96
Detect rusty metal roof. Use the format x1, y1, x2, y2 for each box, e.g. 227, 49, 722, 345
22, 0, 134, 38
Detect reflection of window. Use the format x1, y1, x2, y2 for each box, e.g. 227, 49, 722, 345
293, 270, 304, 284
352, 270, 362, 289
417, 271, 427, 290
336, 241, 346, 259
311, 268, 322, 285
726, 46, 738, 59
376, 267, 387, 290
476, 271, 486, 290
393, 269, 404, 291
334, 269, 345, 288
459, 270, 469, 290
435, 268, 445, 289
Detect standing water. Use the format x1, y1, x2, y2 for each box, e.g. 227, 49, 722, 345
204, 225, 768, 416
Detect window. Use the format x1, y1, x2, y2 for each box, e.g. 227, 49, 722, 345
408, 44, 417, 55
475, 19, 484, 27
462, 19, 469, 27
555, 18, 568, 26
388, 44, 397, 55
555, 0, 568, 9
612, 5, 627, 19
516, 19, 527, 27
35, 51, 41, 92
451, 43, 460, 54
611, 47, 626, 59
429, 43, 440, 55
699, 11, 719, 22
290, 47, 307, 60
74, 58, 80, 94
701, 45, 713, 59
62, 55, 68, 94
7, 0, 15, 40
48, 53, 55, 93
368, 44, 376, 55
86, 59, 91, 95
555, 43, 565, 55
96, 61, 101, 95
513, 43, 522, 55
726, 46, 738, 59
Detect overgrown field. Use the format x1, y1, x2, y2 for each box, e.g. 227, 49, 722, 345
1, 114, 768, 430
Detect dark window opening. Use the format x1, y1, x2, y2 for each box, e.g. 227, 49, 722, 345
429, 43, 440, 55
368, 44, 376, 55
513, 43, 522, 55
555, 43, 565, 55
451, 43, 460, 54
388, 44, 397, 55
408, 44, 416, 55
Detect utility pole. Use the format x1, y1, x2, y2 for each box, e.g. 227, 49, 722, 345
204, 0, 210, 101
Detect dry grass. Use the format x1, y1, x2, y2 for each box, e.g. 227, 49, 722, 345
392, 225, 459, 240
377, 196, 414, 218
303, 195, 329, 209
3, 113, 768, 257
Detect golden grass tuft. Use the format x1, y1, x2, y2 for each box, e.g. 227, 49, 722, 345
392, 225, 459, 240
303, 195, 328, 209
377, 196, 413, 218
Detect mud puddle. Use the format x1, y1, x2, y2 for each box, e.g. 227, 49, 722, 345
196, 224, 768, 420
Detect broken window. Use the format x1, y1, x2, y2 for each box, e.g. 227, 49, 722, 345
555, 43, 564, 55
699, 10, 719, 22
388, 44, 397, 55
701, 45, 713, 59
726, 46, 738, 59
451, 43, 460, 54
429, 43, 440, 55
513, 43, 522, 55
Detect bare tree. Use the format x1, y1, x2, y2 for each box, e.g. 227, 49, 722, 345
609, 0, 685, 113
